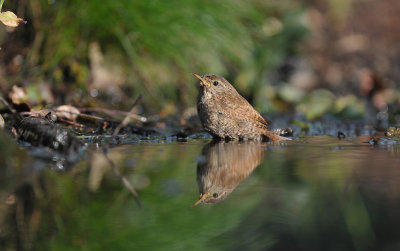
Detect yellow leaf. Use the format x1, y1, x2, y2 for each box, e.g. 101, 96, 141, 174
0, 11, 24, 27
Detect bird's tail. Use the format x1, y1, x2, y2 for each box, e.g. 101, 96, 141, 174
263, 130, 291, 142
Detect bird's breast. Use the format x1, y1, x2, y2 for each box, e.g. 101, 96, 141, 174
197, 92, 220, 130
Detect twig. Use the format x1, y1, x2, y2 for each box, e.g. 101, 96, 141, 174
58, 111, 105, 121
58, 118, 85, 127
19, 109, 105, 121
57, 111, 105, 121
101, 94, 143, 208
0, 96, 16, 114
79, 107, 147, 122
112, 94, 143, 137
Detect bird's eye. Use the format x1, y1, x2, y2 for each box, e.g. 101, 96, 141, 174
213, 81, 219, 86
213, 193, 218, 198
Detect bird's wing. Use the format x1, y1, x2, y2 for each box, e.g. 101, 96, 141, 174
227, 96, 269, 129
220, 93, 288, 142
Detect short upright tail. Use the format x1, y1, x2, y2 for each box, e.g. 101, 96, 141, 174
263, 130, 291, 142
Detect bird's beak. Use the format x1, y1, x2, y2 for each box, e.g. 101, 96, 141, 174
191, 192, 211, 207
192, 73, 210, 88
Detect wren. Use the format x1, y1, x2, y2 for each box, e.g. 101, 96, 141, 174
193, 73, 288, 142
192, 141, 265, 207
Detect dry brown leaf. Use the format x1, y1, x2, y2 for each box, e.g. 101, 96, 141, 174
55, 105, 80, 121
0, 11, 24, 27
8, 85, 27, 105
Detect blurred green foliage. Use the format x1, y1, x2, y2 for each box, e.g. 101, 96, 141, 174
3, 0, 307, 111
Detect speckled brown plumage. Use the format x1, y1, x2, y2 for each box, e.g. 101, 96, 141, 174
193, 73, 287, 142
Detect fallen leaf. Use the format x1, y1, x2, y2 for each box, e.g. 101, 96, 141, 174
0, 11, 24, 27
55, 105, 80, 121
8, 85, 27, 105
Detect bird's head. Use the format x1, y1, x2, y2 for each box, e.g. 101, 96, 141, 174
193, 73, 235, 96
191, 189, 231, 207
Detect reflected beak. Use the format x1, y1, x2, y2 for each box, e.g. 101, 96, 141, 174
192, 73, 210, 88
191, 192, 211, 207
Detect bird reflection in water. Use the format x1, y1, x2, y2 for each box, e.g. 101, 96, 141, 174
192, 140, 266, 206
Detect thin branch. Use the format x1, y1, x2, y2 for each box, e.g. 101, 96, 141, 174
58, 118, 85, 127
21, 109, 108, 123
112, 94, 143, 138
101, 94, 143, 208
79, 107, 147, 122
19, 109, 106, 121
56, 111, 105, 121
0, 96, 16, 114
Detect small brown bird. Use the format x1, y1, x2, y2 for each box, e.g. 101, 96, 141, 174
192, 141, 265, 206
193, 73, 288, 141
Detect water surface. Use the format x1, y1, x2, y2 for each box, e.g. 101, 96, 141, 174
2, 135, 400, 250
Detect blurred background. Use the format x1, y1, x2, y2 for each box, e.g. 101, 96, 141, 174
1, 0, 400, 124
3, 1, 400, 250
